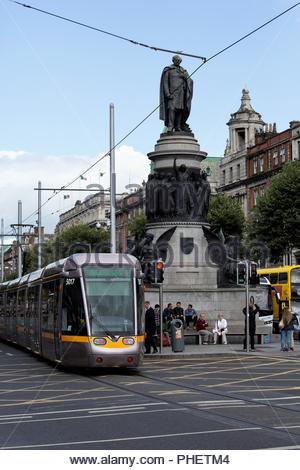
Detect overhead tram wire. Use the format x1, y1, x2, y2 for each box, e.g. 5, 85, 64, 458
9, 1, 206, 61
13, 0, 300, 225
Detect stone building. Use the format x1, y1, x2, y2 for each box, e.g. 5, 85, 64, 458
55, 192, 110, 234
116, 186, 146, 253
219, 89, 265, 216
247, 125, 292, 212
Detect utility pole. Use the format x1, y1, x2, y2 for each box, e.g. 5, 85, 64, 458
17, 200, 22, 277
1, 218, 4, 282
245, 260, 250, 353
109, 103, 116, 253
37, 181, 42, 269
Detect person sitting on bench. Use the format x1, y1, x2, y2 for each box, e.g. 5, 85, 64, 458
213, 313, 228, 345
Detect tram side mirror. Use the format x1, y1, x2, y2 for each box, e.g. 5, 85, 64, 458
137, 271, 145, 280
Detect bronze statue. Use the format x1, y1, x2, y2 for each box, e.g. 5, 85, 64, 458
159, 55, 193, 133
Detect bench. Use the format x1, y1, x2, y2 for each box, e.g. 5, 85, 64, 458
183, 329, 270, 345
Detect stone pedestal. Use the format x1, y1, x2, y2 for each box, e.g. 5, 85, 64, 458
147, 221, 218, 288
148, 132, 207, 171
145, 131, 217, 289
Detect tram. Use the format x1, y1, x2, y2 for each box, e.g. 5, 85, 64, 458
0, 253, 145, 368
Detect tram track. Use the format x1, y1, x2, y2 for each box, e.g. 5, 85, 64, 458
82, 364, 300, 445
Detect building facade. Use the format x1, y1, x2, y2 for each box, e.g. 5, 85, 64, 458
116, 186, 146, 253
219, 89, 265, 216
55, 192, 110, 234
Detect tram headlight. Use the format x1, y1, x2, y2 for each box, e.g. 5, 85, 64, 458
122, 337, 135, 345
93, 338, 107, 346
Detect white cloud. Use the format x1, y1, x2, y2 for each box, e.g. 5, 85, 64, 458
0, 150, 28, 160
0, 145, 149, 234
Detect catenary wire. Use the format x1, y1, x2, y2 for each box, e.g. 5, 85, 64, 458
8, 0, 300, 225
9, 0, 207, 60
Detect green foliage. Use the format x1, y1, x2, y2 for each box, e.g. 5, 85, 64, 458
22, 224, 110, 274
56, 224, 110, 257
250, 161, 300, 261
208, 193, 245, 239
127, 214, 147, 240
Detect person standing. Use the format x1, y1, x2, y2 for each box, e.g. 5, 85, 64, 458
184, 304, 198, 329
213, 313, 228, 345
279, 308, 294, 352
243, 296, 259, 351
144, 301, 158, 354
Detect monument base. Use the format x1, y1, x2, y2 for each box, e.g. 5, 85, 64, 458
147, 221, 218, 289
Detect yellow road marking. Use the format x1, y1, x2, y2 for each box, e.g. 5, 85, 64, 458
206, 368, 300, 388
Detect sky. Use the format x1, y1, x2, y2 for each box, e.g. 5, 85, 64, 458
1, 0, 300, 235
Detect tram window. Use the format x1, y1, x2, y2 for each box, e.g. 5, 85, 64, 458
278, 272, 288, 284
136, 280, 144, 335
27, 286, 39, 319
41, 281, 59, 332
17, 289, 26, 326
62, 278, 86, 336
269, 273, 278, 284
0, 293, 4, 317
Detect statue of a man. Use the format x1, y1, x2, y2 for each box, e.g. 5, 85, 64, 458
159, 55, 193, 133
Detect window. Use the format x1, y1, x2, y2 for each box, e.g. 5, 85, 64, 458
280, 144, 286, 162
270, 273, 278, 284
253, 158, 258, 175
229, 167, 233, 182
41, 281, 59, 332
260, 156, 264, 173
268, 150, 271, 170
273, 148, 278, 165
62, 278, 86, 336
222, 170, 226, 185
298, 141, 300, 159
278, 272, 288, 284
237, 164, 241, 180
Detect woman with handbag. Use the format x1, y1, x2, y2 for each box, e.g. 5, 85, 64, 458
279, 308, 294, 352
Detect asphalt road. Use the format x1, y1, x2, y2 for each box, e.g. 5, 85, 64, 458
0, 340, 300, 450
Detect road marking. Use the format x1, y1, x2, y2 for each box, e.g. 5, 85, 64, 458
229, 386, 300, 394
0, 394, 134, 408
0, 402, 166, 419
151, 389, 199, 396
254, 396, 300, 401
1, 426, 262, 449
167, 360, 286, 380
0, 407, 186, 427
5, 353, 13, 356
207, 368, 300, 387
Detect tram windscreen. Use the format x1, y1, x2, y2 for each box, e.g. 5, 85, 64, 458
83, 265, 134, 336
291, 268, 300, 315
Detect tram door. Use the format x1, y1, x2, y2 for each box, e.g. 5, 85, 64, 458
41, 280, 60, 361
26, 285, 41, 353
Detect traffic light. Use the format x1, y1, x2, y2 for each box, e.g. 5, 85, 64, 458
155, 259, 165, 284
143, 261, 156, 284
237, 262, 246, 285
249, 262, 259, 285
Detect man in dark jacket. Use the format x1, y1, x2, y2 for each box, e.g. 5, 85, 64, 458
173, 302, 185, 324
144, 301, 158, 354
243, 296, 260, 351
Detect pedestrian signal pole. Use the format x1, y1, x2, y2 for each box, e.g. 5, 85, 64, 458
245, 260, 250, 353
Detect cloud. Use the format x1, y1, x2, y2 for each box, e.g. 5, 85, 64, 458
0, 150, 28, 160
0, 146, 149, 234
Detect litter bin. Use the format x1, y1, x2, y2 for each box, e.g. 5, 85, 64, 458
170, 319, 185, 352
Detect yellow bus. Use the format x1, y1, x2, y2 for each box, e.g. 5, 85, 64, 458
258, 265, 300, 331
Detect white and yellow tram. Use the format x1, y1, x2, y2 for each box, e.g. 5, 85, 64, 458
0, 253, 145, 368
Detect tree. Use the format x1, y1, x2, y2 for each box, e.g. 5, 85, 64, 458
249, 161, 300, 262
128, 214, 147, 240
208, 193, 245, 239
55, 223, 110, 257
23, 224, 111, 274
